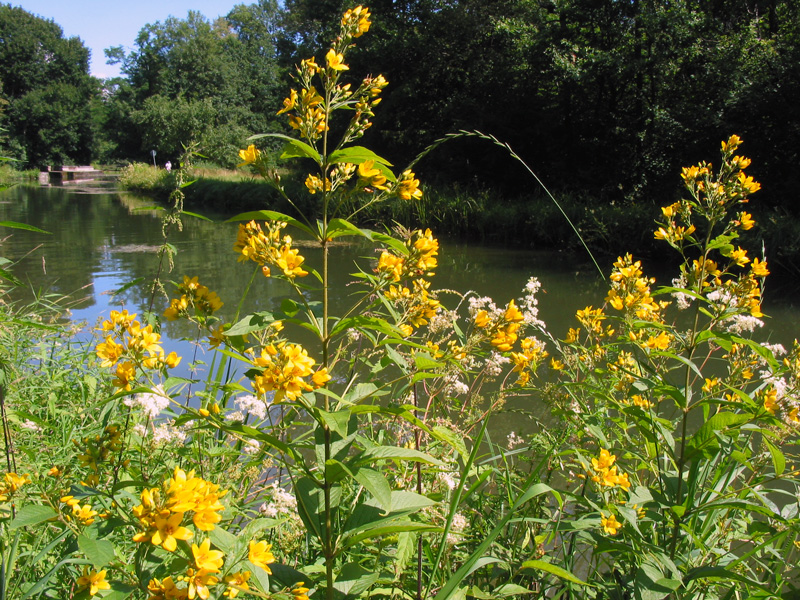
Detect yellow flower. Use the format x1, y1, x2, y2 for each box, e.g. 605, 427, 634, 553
277, 89, 298, 115
112, 361, 137, 390
72, 502, 99, 525
76, 567, 111, 596
357, 160, 388, 191
151, 512, 194, 552
750, 258, 769, 278
396, 170, 422, 200
238, 145, 261, 167
763, 388, 779, 415
224, 571, 251, 598
193, 538, 225, 573
184, 568, 219, 600
292, 582, 311, 600
601, 513, 622, 536
738, 212, 755, 230
249, 540, 275, 573
592, 449, 616, 471
326, 48, 349, 71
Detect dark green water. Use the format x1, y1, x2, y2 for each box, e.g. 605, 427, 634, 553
2, 183, 799, 429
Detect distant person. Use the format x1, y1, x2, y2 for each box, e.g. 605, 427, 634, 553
165, 161, 172, 171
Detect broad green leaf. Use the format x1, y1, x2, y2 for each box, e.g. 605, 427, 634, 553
495, 584, 536, 596
340, 521, 441, 550
414, 353, 445, 370
9, 505, 57, 529
326, 218, 373, 240
209, 526, 238, 554
77, 535, 116, 567
330, 315, 397, 339
328, 146, 393, 167
248, 133, 321, 164
520, 560, 589, 585
764, 438, 786, 477
333, 562, 380, 597
226, 311, 277, 336
685, 412, 752, 460
353, 468, 392, 513
182, 210, 213, 221
226, 209, 316, 239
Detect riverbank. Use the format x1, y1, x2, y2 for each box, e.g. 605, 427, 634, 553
117, 163, 800, 285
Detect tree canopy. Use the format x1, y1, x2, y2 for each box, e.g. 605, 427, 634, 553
1, 0, 798, 211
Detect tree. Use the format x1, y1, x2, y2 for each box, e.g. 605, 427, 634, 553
0, 4, 96, 167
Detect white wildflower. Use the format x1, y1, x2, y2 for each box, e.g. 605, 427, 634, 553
259, 483, 298, 518
20, 420, 42, 432
443, 374, 469, 396
724, 314, 764, 334
485, 352, 510, 376
507, 431, 525, 450
437, 471, 457, 490
468, 296, 499, 319
243, 439, 261, 455
518, 277, 545, 327
124, 384, 170, 419
226, 410, 245, 423
428, 309, 457, 334
762, 343, 787, 357
671, 277, 692, 310
235, 394, 269, 421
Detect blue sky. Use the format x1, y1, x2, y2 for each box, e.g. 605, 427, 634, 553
16, 0, 243, 79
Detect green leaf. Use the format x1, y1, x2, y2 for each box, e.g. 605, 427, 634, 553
353, 468, 392, 513
414, 353, 445, 370
226, 311, 277, 336
0, 220, 50, 233
764, 438, 786, 477
249, 133, 321, 165
77, 535, 116, 567
520, 560, 589, 585
226, 209, 316, 239
333, 562, 380, 597
685, 411, 753, 460
209, 526, 238, 554
328, 146, 393, 167
326, 218, 372, 240
182, 210, 212, 221
9, 505, 57, 529
360, 445, 444, 466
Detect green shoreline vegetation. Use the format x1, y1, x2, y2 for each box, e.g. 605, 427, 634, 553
117, 161, 800, 286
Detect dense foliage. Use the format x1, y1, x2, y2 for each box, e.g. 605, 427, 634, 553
2, 0, 800, 214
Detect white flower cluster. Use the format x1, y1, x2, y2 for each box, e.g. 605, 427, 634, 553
518, 277, 545, 328
507, 431, 525, 450
672, 277, 692, 310
447, 512, 469, 545
134, 419, 187, 445
259, 483, 298, 518
484, 352, 510, 376
428, 309, 458, 334
442, 373, 469, 397
235, 394, 269, 421
468, 296, 500, 320
124, 385, 170, 419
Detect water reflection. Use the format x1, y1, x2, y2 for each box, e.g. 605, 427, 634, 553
2, 184, 798, 399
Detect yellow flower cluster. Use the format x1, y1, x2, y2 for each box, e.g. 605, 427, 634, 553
587, 448, 631, 491
74, 424, 124, 486
133, 467, 227, 551
376, 228, 439, 283
475, 300, 525, 352
357, 159, 388, 192
237, 144, 261, 167
0, 472, 30, 501
395, 170, 423, 201
511, 337, 549, 385
277, 85, 328, 141
606, 254, 664, 321
164, 276, 223, 321
250, 342, 330, 402
234, 220, 308, 279
341, 5, 371, 38
61, 495, 101, 525
385, 279, 441, 336
96, 309, 181, 390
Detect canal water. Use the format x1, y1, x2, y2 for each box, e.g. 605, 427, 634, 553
2, 183, 799, 432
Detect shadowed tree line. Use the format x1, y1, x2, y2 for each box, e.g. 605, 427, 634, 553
1, 0, 799, 212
